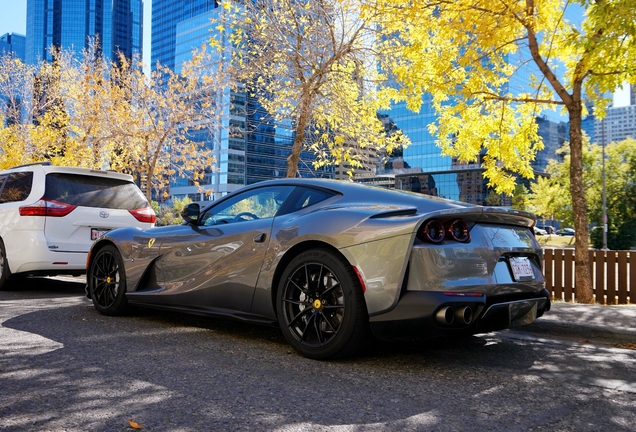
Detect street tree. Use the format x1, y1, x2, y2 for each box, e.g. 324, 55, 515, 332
533, 139, 636, 250
1, 47, 229, 201
368, 0, 636, 303
106, 52, 228, 201
0, 54, 72, 168
511, 184, 530, 211
588, 139, 636, 250
213, 0, 407, 178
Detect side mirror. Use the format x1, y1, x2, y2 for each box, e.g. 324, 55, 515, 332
181, 203, 200, 224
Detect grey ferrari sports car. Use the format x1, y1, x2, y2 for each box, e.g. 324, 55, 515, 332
86, 178, 550, 359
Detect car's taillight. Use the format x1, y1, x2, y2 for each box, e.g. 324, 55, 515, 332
418, 218, 471, 243
419, 219, 445, 243
446, 219, 470, 242
19, 199, 77, 217
129, 207, 156, 224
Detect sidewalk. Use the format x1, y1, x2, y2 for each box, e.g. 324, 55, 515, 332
546, 302, 636, 332
508, 302, 636, 347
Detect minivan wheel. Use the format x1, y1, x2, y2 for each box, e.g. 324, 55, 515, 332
0, 240, 12, 291
88, 245, 129, 315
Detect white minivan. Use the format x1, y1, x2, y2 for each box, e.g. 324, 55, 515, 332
0, 163, 155, 290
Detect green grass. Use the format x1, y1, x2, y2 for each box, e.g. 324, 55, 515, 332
536, 234, 576, 248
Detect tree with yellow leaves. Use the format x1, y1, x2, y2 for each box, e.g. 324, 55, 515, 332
0, 53, 68, 168
1, 46, 230, 202
212, 0, 408, 178
367, 0, 636, 303
105, 51, 229, 201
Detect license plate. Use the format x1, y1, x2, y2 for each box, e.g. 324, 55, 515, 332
510, 257, 535, 281
91, 228, 110, 240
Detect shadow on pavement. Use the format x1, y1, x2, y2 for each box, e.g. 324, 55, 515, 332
2, 277, 86, 297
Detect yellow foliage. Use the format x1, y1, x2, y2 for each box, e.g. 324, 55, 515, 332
1, 44, 229, 200
213, 0, 409, 177
361, 0, 636, 195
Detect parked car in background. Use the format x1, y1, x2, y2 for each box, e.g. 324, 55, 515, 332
537, 225, 556, 235
0, 162, 155, 290
533, 226, 548, 236
86, 178, 550, 360
557, 227, 575, 236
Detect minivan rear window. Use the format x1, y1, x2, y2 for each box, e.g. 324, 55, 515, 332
44, 173, 148, 210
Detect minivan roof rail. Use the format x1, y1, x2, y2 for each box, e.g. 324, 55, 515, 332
8, 161, 53, 169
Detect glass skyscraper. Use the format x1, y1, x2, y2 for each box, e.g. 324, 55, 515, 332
25, 0, 143, 65
0, 33, 26, 61
151, 0, 217, 71
162, 2, 331, 202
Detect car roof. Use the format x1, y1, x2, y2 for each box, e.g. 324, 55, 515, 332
2, 163, 135, 182
239, 178, 479, 211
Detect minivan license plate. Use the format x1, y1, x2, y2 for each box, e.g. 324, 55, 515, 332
510, 257, 534, 281
91, 228, 110, 240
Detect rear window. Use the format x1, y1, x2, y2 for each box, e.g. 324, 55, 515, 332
0, 171, 33, 204
44, 173, 148, 210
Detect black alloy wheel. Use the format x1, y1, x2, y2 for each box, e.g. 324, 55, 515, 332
89, 245, 128, 316
277, 248, 369, 360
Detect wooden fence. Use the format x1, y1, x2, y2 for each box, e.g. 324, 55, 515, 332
543, 249, 635, 304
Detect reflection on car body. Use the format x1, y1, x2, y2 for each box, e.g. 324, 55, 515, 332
86, 179, 550, 359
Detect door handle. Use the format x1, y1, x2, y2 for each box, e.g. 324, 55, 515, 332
253, 233, 267, 243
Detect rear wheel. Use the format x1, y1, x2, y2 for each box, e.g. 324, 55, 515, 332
88, 245, 128, 315
0, 240, 11, 291
277, 249, 369, 360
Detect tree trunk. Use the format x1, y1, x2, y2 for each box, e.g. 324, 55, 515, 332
568, 101, 594, 303
286, 95, 313, 178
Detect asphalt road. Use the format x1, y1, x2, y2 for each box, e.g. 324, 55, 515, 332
1, 278, 635, 431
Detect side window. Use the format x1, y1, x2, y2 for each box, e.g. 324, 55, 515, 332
278, 186, 338, 216
0, 174, 7, 198
200, 186, 294, 226
0, 172, 33, 204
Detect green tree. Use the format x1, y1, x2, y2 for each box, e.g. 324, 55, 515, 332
153, 196, 193, 226
369, 0, 636, 303
588, 139, 636, 250
484, 191, 502, 206
511, 184, 530, 211
529, 138, 636, 250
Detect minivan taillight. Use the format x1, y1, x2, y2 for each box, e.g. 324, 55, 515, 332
19, 199, 77, 217
129, 207, 156, 224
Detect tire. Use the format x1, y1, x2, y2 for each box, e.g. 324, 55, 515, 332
88, 245, 128, 316
277, 248, 369, 360
0, 240, 12, 291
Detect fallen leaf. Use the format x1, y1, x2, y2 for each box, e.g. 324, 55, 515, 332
611, 343, 636, 350
129, 419, 143, 429
579, 339, 590, 344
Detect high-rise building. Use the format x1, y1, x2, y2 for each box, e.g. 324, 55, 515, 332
25, 0, 143, 65
160, 2, 332, 202
0, 33, 26, 60
151, 0, 216, 71
595, 84, 636, 146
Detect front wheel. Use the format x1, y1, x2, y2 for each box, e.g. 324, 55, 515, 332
88, 245, 128, 316
277, 249, 369, 360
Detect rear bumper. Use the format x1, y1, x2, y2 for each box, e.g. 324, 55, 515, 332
368, 289, 551, 342
4, 229, 87, 275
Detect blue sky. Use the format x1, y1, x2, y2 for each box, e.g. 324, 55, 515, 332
0, 0, 152, 67
1, 1, 27, 35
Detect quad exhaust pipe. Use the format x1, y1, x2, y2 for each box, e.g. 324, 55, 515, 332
435, 306, 473, 326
